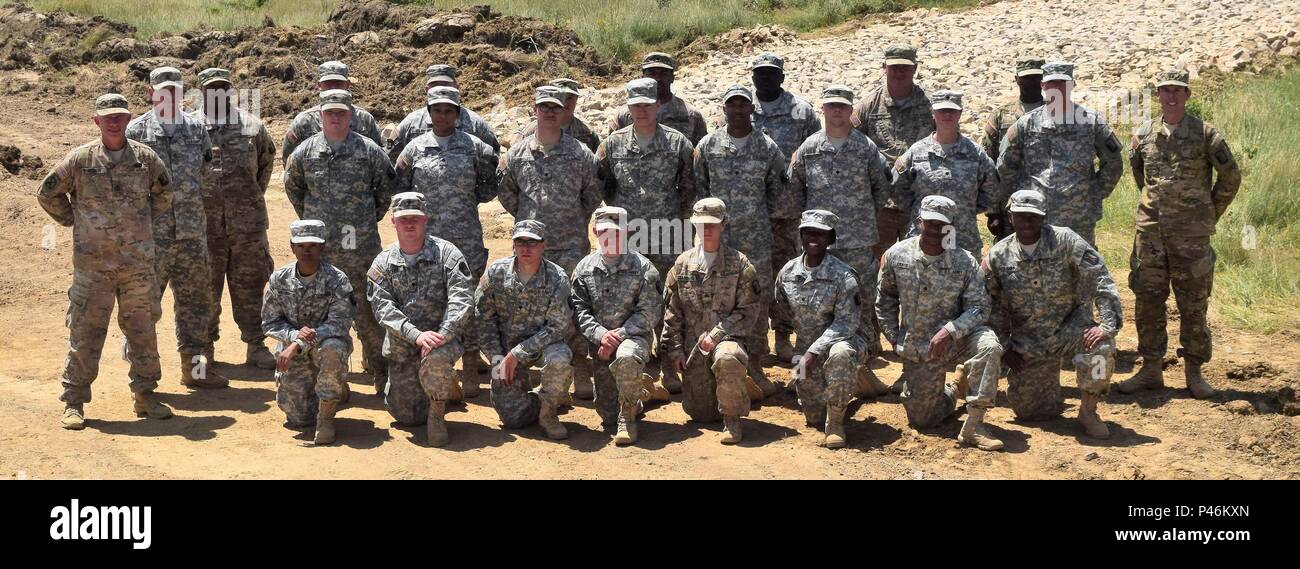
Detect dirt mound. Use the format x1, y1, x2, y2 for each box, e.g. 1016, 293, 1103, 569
1226, 362, 1283, 381
0, 144, 44, 179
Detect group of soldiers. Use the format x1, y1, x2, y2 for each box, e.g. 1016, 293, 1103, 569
38, 43, 1240, 452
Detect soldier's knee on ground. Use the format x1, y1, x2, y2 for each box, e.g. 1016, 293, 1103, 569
1008, 360, 1062, 420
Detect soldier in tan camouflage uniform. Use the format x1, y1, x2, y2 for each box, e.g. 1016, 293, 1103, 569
1117, 69, 1241, 400
368, 193, 475, 447
570, 207, 663, 446
773, 210, 863, 448
390, 64, 500, 161
284, 89, 395, 395
980, 58, 1044, 241
262, 220, 354, 445
282, 61, 384, 164
878, 196, 1004, 448
39, 94, 176, 428
510, 78, 600, 153
693, 85, 788, 399
126, 67, 226, 389
476, 220, 574, 440
985, 190, 1122, 439
607, 53, 708, 144
996, 61, 1124, 246
192, 67, 278, 370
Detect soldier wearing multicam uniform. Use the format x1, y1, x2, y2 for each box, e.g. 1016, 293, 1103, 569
281, 61, 384, 165
192, 67, 278, 370
570, 207, 663, 446
39, 93, 176, 428
126, 66, 226, 389
510, 78, 601, 153
661, 199, 761, 444
476, 220, 574, 440
607, 52, 708, 144
693, 85, 788, 398
980, 58, 1045, 241
892, 90, 999, 256
878, 196, 1005, 449
1117, 69, 1241, 400
368, 193, 475, 447
996, 61, 1124, 246
389, 64, 500, 160
262, 220, 354, 445
773, 210, 863, 448
984, 190, 1122, 439
284, 89, 395, 394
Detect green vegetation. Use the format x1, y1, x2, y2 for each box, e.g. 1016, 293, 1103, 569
16, 0, 337, 37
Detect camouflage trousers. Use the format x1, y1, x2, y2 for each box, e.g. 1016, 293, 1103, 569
153, 237, 214, 354
870, 207, 908, 260
1007, 330, 1115, 420
646, 254, 677, 383
448, 235, 490, 356
384, 339, 463, 426
1130, 232, 1215, 365
741, 250, 773, 358
548, 246, 592, 387
207, 230, 273, 345
331, 251, 387, 376
60, 264, 162, 405
592, 335, 650, 427
900, 326, 1002, 428
680, 340, 751, 422
276, 337, 349, 427
831, 246, 881, 356
490, 342, 573, 429
793, 340, 859, 427
770, 218, 799, 335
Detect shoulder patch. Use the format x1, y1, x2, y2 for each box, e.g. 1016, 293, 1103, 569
1081, 249, 1101, 267
1104, 133, 1121, 153
1214, 147, 1232, 165
39, 172, 60, 195
367, 266, 384, 283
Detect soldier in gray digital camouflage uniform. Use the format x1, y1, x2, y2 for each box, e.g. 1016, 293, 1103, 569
389, 64, 500, 160
510, 78, 601, 153
607, 52, 708, 144
981, 58, 1044, 241
282, 61, 384, 165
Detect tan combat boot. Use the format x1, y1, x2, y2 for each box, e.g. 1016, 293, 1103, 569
426, 401, 448, 447
958, 406, 1004, 451
774, 332, 795, 363
854, 366, 890, 398
573, 371, 595, 400
953, 363, 970, 401
721, 415, 743, 445
614, 403, 638, 446
133, 391, 174, 420
1185, 364, 1216, 399
313, 399, 338, 445
180, 352, 228, 388
538, 398, 569, 440
823, 405, 847, 449
1116, 359, 1164, 394
246, 342, 277, 370
1078, 393, 1111, 439
749, 360, 780, 399
460, 353, 481, 399
62, 404, 85, 430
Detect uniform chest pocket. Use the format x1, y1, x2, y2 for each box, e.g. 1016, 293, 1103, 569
797, 282, 831, 308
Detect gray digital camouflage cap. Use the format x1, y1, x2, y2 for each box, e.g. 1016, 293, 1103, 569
198, 67, 232, 87
318, 60, 350, 82
820, 84, 854, 106
425, 64, 457, 85
426, 86, 461, 107
626, 78, 658, 105
884, 45, 918, 66
751, 53, 784, 70
1007, 189, 1047, 216
290, 220, 328, 244
390, 192, 427, 218
512, 219, 546, 241
535, 85, 565, 107
799, 209, 838, 231
593, 206, 628, 231
318, 89, 353, 112
929, 89, 964, 111
1041, 61, 1075, 82
150, 66, 183, 90
722, 85, 753, 103
919, 195, 956, 224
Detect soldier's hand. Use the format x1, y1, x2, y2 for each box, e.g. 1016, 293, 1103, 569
1002, 350, 1026, 374
1082, 326, 1106, 350
600, 329, 623, 352
799, 352, 821, 379
276, 343, 300, 372
416, 331, 446, 357
298, 327, 317, 343
928, 328, 954, 360
672, 355, 687, 374
597, 343, 615, 361
499, 352, 519, 387
698, 333, 716, 354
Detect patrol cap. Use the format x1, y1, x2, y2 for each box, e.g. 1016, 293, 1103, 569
884, 45, 918, 66
930, 89, 963, 111
390, 192, 427, 218
318, 89, 353, 112
918, 195, 956, 224
149, 66, 183, 90
512, 219, 546, 241
535, 85, 565, 107
1041, 61, 1075, 82
1155, 69, 1190, 88
593, 206, 628, 231
820, 84, 854, 106
722, 85, 753, 103
318, 61, 350, 83
1007, 189, 1047, 216
799, 209, 838, 231
289, 220, 327, 244
690, 197, 727, 224
641, 52, 676, 71
626, 78, 658, 105
425, 64, 457, 85
751, 53, 784, 71
426, 86, 461, 107
551, 78, 580, 97
95, 93, 131, 117
1016, 58, 1045, 77
198, 67, 232, 87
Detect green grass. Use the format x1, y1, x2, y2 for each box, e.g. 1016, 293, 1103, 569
15, 0, 336, 37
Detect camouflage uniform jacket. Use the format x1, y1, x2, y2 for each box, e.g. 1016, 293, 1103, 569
282, 104, 384, 164
570, 251, 663, 345
126, 109, 211, 242
661, 245, 761, 361
476, 257, 574, 362
788, 130, 896, 249
774, 254, 862, 356
394, 129, 498, 244
262, 261, 354, 351
693, 128, 791, 253
283, 131, 395, 259
893, 134, 999, 253
877, 236, 989, 362
498, 133, 603, 252
1129, 115, 1241, 237
367, 236, 475, 354
192, 106, 275, 235
390, 105, 500, 162
609, 95, 708, 145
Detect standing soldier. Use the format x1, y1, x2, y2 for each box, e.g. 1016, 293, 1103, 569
877, 196, 1004, 449
1117, 69, 1241, 399
510, 78, 601, 153
368, 193, 474, 447
394, 85, 499, 397
282, 61, 383, 164
262, 220, 354, 445
126, 66, 226, 389
193, 67, 277, 370
662, 199, 762, 444
39, 93, 175, 428
996, 61, 1124, 246
570, 207, 663, 445
284, 89, 395, 395
892, 90, 999, 257
476, 220, 574, 440
773, 210, 863, 448
597, 77, 697, 394
985, 190, 1122, 439
390, 64, 500, 159
607, 52, 708, 144
693, 85, 787, 398
981, 58, 1044, 241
